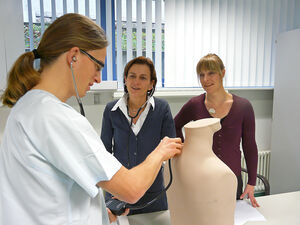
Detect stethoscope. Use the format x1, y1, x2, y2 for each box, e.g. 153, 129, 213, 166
126, 96, 149, 127
70, 59, 85, 116
126, 88, 154, 119
125, 88, 154, 167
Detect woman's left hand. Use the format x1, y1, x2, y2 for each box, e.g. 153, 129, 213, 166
240, 184, 260, 208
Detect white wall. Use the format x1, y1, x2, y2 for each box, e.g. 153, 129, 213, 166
0, 89, 273, 152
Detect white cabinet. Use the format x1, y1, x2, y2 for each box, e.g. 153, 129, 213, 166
270, 28, 300, 194
0, 0, 24, 91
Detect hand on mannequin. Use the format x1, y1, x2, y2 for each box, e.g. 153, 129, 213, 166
107, 208, 130, 223
240, 184, 260, 207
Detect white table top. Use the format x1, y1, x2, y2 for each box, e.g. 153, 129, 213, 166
114, 191, 300, 225
245, 191, 300, 225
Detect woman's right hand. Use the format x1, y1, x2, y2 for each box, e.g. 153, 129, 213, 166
107, 207, 130, 224
99, 137, 183, 205
155, 137, 183, 161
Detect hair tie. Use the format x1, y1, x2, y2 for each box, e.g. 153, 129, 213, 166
32, 49, 41, 59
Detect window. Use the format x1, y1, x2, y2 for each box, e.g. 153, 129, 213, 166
22, 0, 165, 89
22, 0, 300, 89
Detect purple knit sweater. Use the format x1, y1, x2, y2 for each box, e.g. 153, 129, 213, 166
174, 93, 258, 185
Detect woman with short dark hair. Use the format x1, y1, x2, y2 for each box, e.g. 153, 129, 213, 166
101, 56, 175, 225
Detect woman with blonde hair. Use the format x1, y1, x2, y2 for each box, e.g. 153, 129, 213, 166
174, 53, 259, 207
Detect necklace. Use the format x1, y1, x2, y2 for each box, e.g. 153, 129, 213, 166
208, 108, 216, 114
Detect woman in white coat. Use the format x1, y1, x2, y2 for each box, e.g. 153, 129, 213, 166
0, 13, 182, 225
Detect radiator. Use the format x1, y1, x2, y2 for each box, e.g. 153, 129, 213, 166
241, 150, 271, 192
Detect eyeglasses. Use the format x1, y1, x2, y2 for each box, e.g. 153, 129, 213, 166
80, 49, 105, 71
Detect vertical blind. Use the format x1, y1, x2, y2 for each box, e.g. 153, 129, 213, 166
22, 0, 165, 89
21, 0, 299, 89
164, 0, 297, 88
114, 0, 164, 89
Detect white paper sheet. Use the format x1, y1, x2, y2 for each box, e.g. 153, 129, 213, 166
235, 200, 266, 225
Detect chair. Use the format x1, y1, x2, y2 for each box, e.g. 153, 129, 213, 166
241, 168, 270, 196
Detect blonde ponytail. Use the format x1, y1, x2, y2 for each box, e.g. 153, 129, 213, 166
1, 13, 108, 107
1, 51, 40, 107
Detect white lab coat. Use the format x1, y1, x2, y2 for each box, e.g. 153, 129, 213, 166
0, 89, 121, 225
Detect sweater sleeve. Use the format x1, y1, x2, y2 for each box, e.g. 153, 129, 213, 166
241, 101, 258, 185
101, 104, 114, 154
161, 102, 176, 138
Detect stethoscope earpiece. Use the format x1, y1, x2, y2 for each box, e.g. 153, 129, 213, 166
70, 57, 85, 117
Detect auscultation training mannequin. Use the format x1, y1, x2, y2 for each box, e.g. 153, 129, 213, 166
165, 118, 237, 225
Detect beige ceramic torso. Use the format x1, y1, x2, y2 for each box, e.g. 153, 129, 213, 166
165, 118, 237, 225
